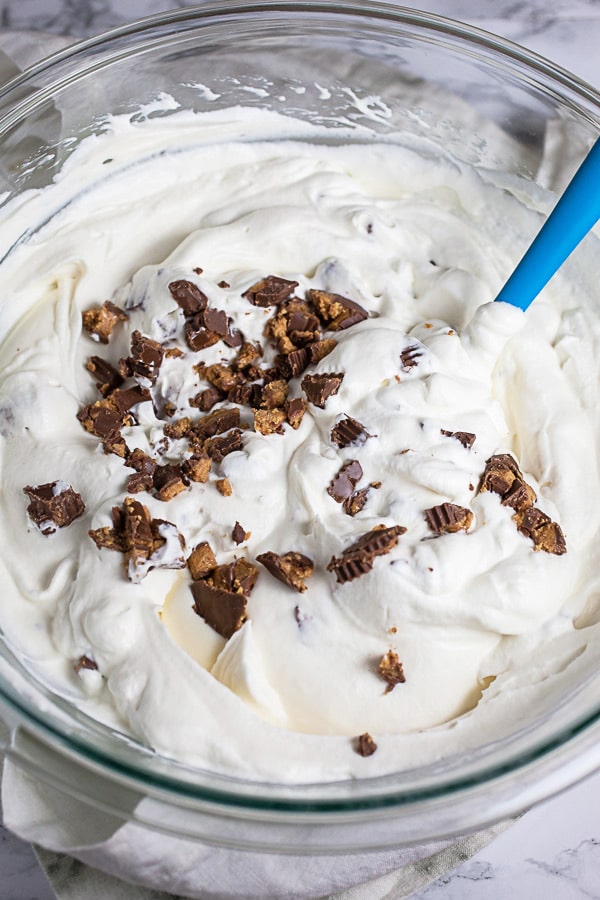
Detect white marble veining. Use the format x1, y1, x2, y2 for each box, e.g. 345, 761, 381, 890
0, 1, 599, 898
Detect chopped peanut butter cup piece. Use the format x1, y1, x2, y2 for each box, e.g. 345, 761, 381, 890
327, 459, 363, 503
191, 582, 248, 639
301, 372, 344, 408
243, 275, 299, 307
343, 487, 370, 517
307, 289, 368, 331
153, 463, 188, 502
501, 478, 537, 512
356, 732, 377, 757
378, 650, 406, 693
327, 524, 406, 584
182, 454, 211, 483
89, 497, 184, 583
193, 407, 241, 440
86, 356, 124, 396
285, 398, 306, 430
205, 430, 243, 462
515, 507, 567, 555
441, 429, 476, 450
479, 453, 522, 497
261, 379, 288, 410
189, 386, 225, 411
331, 416, 372, 448
82, 300, 128, 344
168, 279, 208, 316
309, 338, 337, 364
257, 550, 314, 593
23, 481, 85, 535
424, 502, 473, 534
120, 330, 164, 386
187, 541, 217, 580
254, 408, 286, 435
479, 453, 566, 555
191, 558, 259, 638
216, 478, 232, 496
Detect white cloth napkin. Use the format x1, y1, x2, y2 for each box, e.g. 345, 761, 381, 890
0, 25, 587, 900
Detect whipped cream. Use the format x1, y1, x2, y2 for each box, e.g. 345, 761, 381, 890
0, 107, 599, 782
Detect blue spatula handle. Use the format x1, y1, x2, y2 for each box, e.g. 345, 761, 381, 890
496, 136, 600, 310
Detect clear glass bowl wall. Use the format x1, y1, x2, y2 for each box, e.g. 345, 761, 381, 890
0, 0, 599, 853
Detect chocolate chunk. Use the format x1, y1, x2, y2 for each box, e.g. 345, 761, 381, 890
232, 521, 248, 545
120, 330, 164, 385
399, 345, 424, 370
514, 507, 567, 555
218, 280, 230, 289
74, 655, 98, 673
153, 463, 188, 501
181, 454, 211, 483
223, 326, 244, 348
424, 502, 473, 534
257, 550, 314, 593
378, 650, 406, 693
168, 279, 208, 316
343, 487, 370, 517
441, 429, 476, 450
203, 307, 229, 336
356, 733, 377, 757
301, 372, 344, 408
82, 300, 128, 343
243, 275, 299, 307
307, 289, 368, 331
254, 408, 286, 435
184, 317, 220, 351
109, 385, 151, 415
327, 524, 406, 584
23, 481, 85, 535
189, 387, 225, 411
191, 582, 248, 639
86, 356, 124, 396
205, 430, 243, 462
193, 407, 241, 440
285, 398, 306, 430
327, 459, 363, 503
216, 478, 232, 496
331, 416, 371, 448
187, 541, 217, 580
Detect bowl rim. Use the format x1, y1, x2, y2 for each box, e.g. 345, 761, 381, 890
0, 0, 599, 828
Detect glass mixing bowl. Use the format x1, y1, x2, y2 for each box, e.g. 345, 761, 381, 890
0, 0, 599, 863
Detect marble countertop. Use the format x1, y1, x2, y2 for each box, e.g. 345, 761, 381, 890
0, 1, 599, 898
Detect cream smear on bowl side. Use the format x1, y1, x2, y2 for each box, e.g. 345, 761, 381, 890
0, 106, 598, 782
